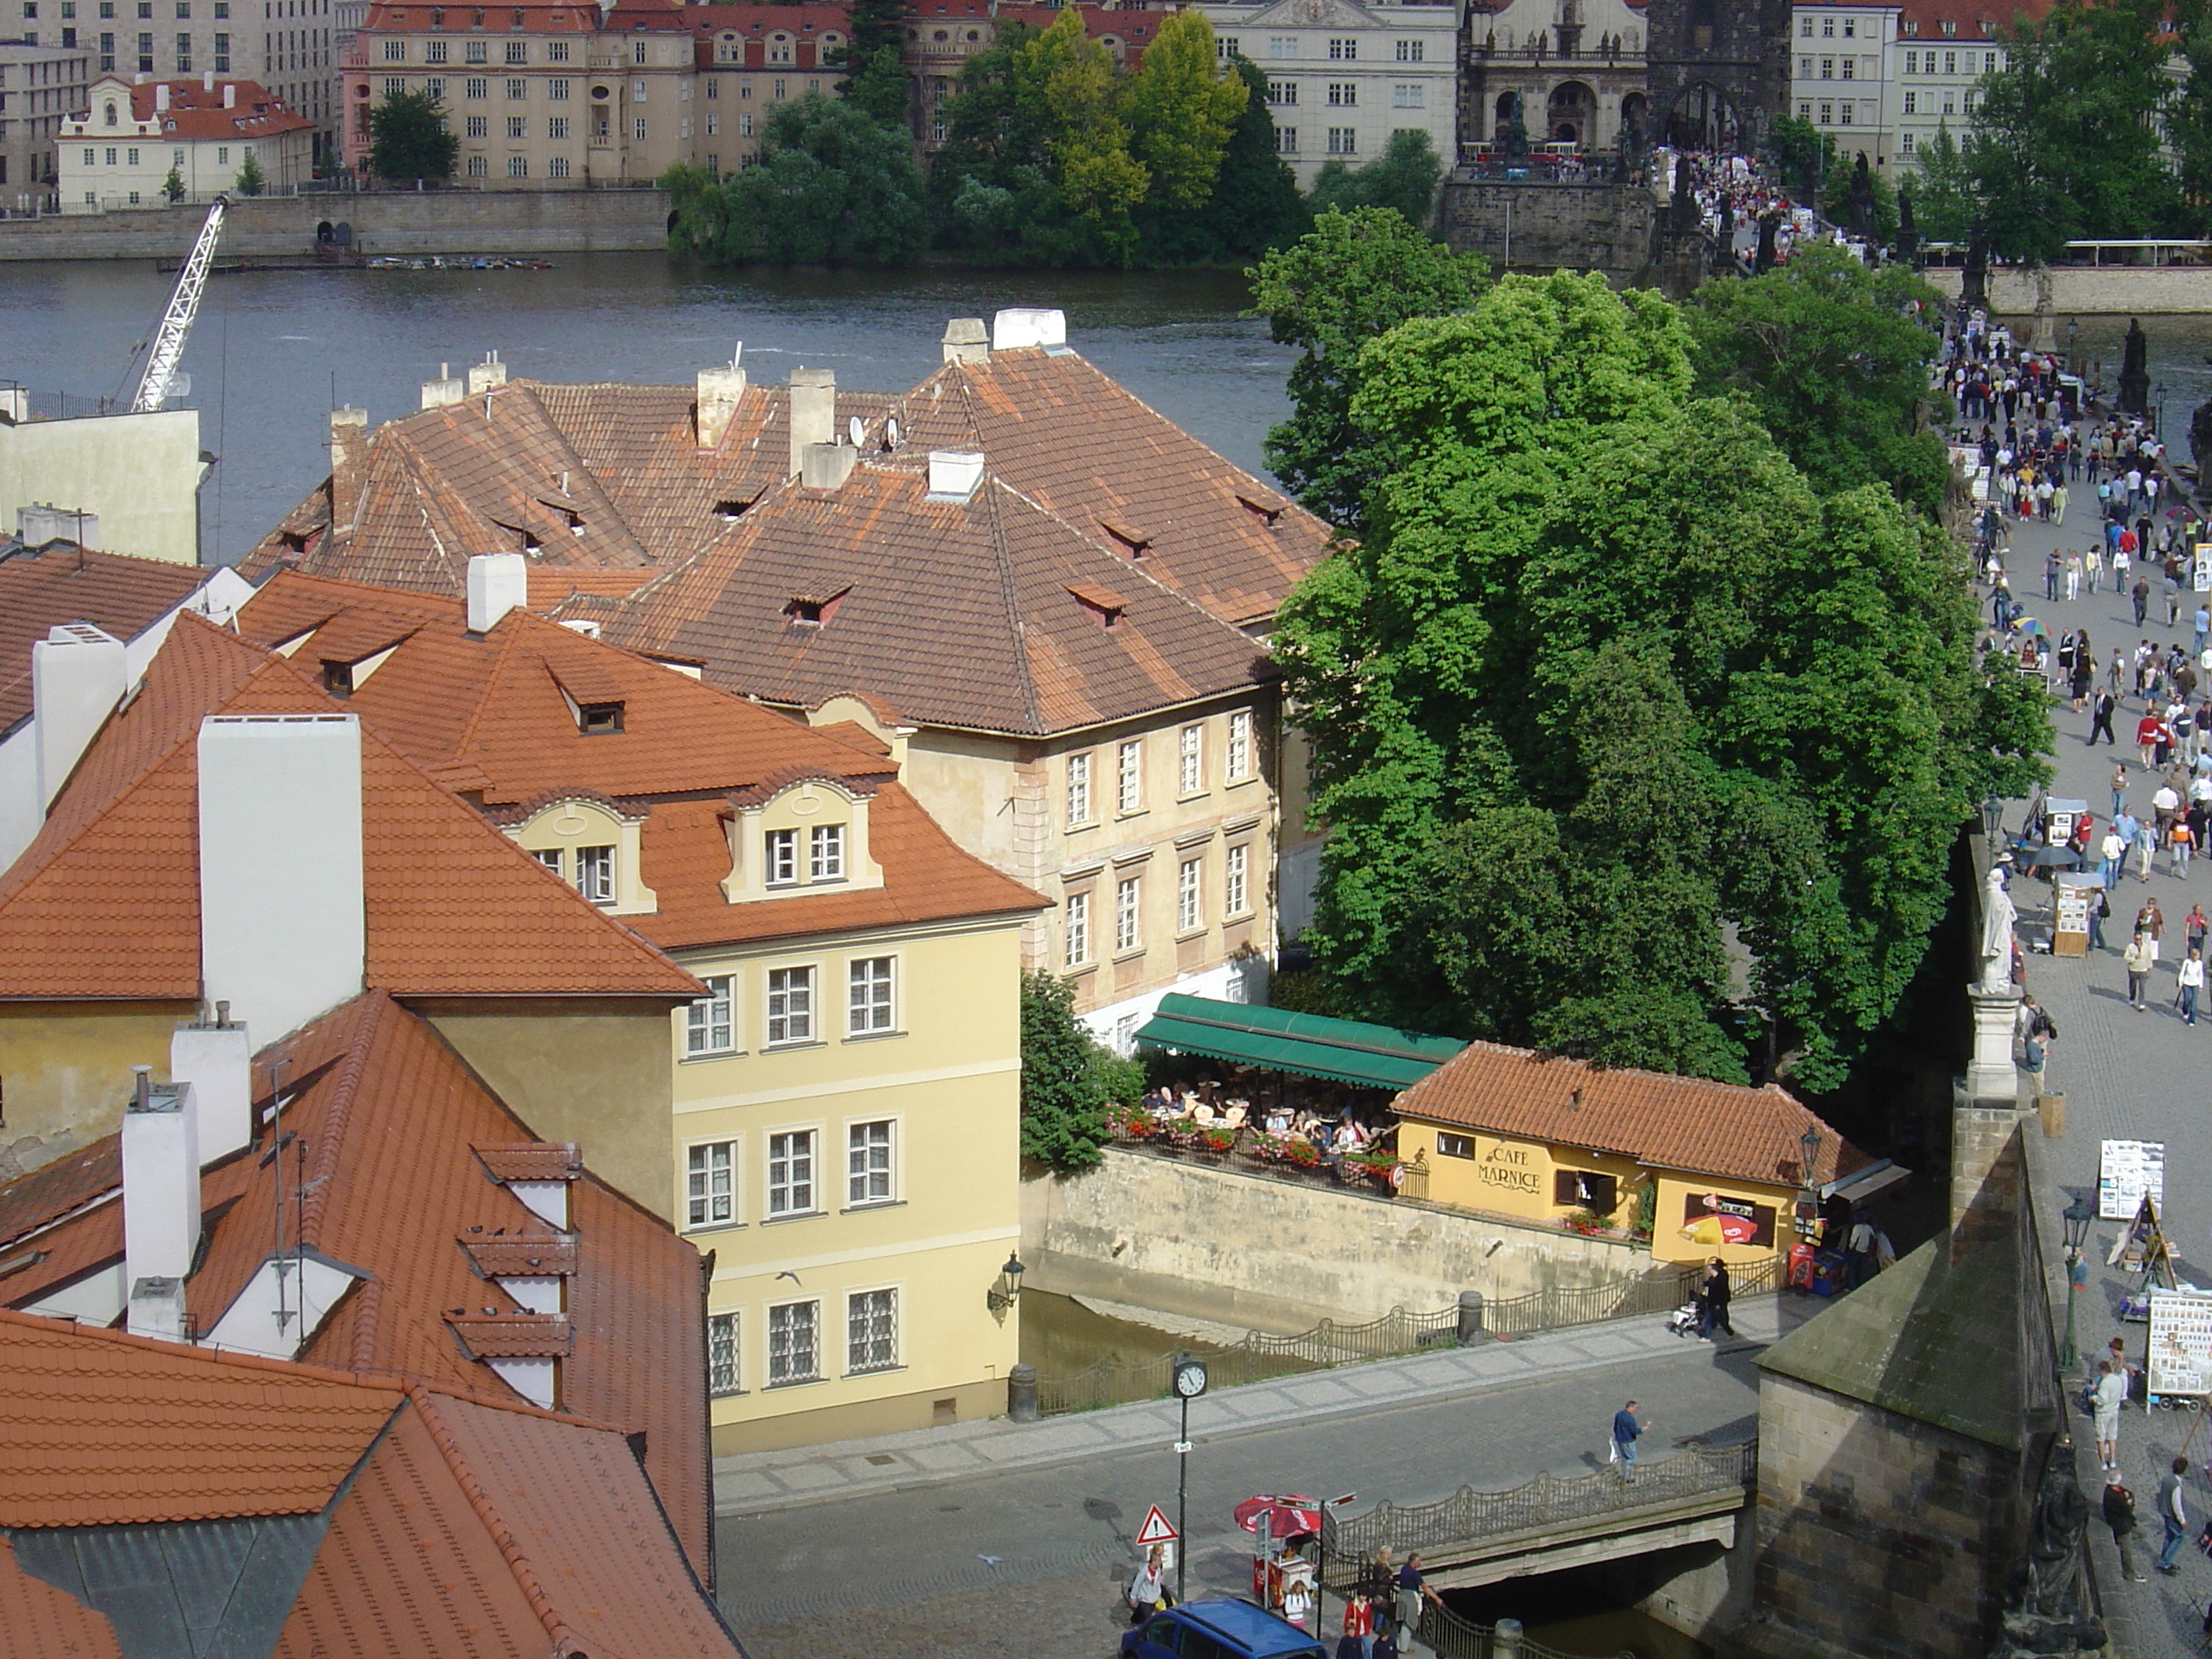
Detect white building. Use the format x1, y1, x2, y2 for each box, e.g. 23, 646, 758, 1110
1202, 0, 1460, 187
65, 0, 339, 139
1460, 0, 1650, 156
0, 41, 90, 207
59, 72, 314, 207
1885, 0, 2027, 172
1788, 0, 1898, 172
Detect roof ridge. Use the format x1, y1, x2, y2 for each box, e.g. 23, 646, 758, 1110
498, 381, 655, 567
445, 608, 533, 769
406, 1385, 588, 1656
963, 373, 1045, 740
0, 1301, 409, 1393
1412, 1037, 1807, 1107
295, 991, 392, 1245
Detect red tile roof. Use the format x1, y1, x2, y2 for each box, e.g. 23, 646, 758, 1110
0, 544, 213, 736
114, 77, 315, 140
1392, 1042, 1869, 1191
0, 1141, 120, 1253
0, 613, 701, 1005
0, 1533, 121, 1659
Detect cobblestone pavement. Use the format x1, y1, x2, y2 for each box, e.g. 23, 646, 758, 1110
1990, 499, 2212, 1653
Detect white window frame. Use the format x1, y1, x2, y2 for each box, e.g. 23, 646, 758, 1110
1226, 709, 1253, 780
1066, 750, 1092, 827
1116, 738, 1143, 814
767, 1127, 818, 1216
1225, 842, 1249, 918
685, 1138, 736, 1229
766, 1297, 820, 1384
575, 843, 614, 905
765, 827, 798, 885
847, 956, 896, 1035
847, 1285, 899, 1374
685, 974, 736, 1057
810, 822, 846, 882
1178, 724, 1204, 796
766, 965, 816, 1045
1177, 857, 1202, 934
1065, 890, 1091, 967
1115, 875, 1142, 954
847, 1118, 894, 1206
707, 1309, 742, 1394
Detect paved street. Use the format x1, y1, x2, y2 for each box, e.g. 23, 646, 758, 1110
716, 1326, 1765, 1656
1988, 496, 2212, 1655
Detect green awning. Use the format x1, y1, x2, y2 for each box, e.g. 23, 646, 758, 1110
1132, 994, 1464, 1092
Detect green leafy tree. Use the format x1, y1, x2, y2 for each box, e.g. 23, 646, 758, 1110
1198, 56, 1309, 255
1272, 272, 2052, 1087
1307, 129, 1444, 230
160, 165, 186, 203
1248, 206, 1488, 529
1684, 243, 1950, 514
232, 148, 266, 196
1019, 970, 1126, 1173
667, 95, 926, 265
1906, 122, 1977, 244
1030, 9, 1148, 262
838, 42, 912, 130
1119, 10, 1245, 210
366, 88, 458, 183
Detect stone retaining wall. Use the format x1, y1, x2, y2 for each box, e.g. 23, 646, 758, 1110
1923, 262, 2212, 317
0, 189, 671, 260
1438, 178, 1658, 276
1021, 1145, 1650, 1333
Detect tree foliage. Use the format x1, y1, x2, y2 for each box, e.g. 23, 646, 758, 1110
366, 89, 457, 183
233, 148, 266, 196
1122, 11, 1247, 210
1307, 129, 1445, 230
1684, 244, 1950, 515
1273, 272, 2051, 1089
663, 96, 927, 265
1249, 207, 1488, 531
1019, 970, 1129, 1173
1905, 123, 1976, 244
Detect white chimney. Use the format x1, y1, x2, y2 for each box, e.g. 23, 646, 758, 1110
420, 362, 464, 409
197, 714, 365, 1043
942, 317, 989, 364
154, 82, 170, 111
222, 82, 236, 108
171, 1004, 252, 1163
468, 551, 529, 633
788, 368, 835, 476
926, 451, 987, 503
466, 351, 507, 397
992, 308, 1067, 352
696, 360, 748, 449
202, 68, 214, 91
124, 1068, 200, 1339
33, 624, 128, 810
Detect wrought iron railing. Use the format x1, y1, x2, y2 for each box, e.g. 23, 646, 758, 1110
1029, 1258, 1782, 1417
1321, 1442, 1757, 1577
1415, 1604, 1635, 1659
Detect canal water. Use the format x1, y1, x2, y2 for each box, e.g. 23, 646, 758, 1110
0, 253, 1288, 564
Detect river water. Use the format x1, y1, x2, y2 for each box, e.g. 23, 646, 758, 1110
0, 253, 1287, 564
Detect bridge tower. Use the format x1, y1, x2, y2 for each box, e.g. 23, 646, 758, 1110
1644, 0, 1790, 152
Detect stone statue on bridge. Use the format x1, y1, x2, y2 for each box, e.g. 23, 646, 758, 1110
1995, 1444, 2106, 1657
1848, 153, 1875, 242
1755, 211, 1779, 275
2188, 381, 2212, 482
1896, 188, 1918, 264
2117, 318, 2151, 416
1504, 92, 1529, 160
1979, 862, 2017, 991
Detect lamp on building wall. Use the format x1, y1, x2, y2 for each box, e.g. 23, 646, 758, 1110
987, 1252, 1025, 1313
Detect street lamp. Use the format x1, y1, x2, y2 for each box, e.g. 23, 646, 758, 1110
1796, 1125, 1824, 1246
2157, 380, 2168, 437
986, 1253, 1025, 1314
1982, 794, 2005, 853
2060, 1194, 2094, 1369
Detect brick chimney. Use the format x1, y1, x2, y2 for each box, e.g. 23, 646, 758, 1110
33, 623, 128, 810
942, 317, 989, 364
123, 1067, 199, 1341
788, 368, 835, 477
696, 353, 748, 449
420, 362, 464, 410
467, 551, 528, 633
328, 405, 368, 524
171, 1002, 252, 1163
196, 713, 365, 1044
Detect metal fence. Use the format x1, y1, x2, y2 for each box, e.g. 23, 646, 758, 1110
1030, 1258, 1783, 1417
1320, 1441, 1758, 1575
1413, 1604, 1635, 1659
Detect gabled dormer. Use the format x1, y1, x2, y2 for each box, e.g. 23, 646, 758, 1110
506, 790, 658, 916
719, 776, 886, 905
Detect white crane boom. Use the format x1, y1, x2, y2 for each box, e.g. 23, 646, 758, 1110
131, 195, 227, 415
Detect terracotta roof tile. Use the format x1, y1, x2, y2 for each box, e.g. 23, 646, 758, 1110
1391, 1041, 1869, 1191
0, 1307, 397, 1528
0, 545, 213, 736
0, 1532, 122, 1659
445, 1313, 573, 1359
114, 77, 315, 140
474, 1143, 582, 1183
460, 1233, 577, 1278
0, 1141, 120, 1251
0, 613, 701, 1004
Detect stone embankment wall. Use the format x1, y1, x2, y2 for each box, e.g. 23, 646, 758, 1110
1923, 263, 2212, 317
1022, 1145, 1650, 1333
1438, 179, 1658, 277
0, 189, 671, 260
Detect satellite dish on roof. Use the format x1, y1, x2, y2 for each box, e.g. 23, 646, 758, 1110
884, 416, 901, 451
848, 415, 864, 448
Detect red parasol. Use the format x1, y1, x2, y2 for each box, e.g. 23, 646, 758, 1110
1234, 1494, 1324, 1538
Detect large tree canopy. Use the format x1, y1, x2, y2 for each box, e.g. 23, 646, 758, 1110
1274, 272, 2050, 1088
665, 95, 927, 265
366, 89, 457, 182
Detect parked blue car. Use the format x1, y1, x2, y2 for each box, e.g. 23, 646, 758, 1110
1121, 1599, 1328, 1659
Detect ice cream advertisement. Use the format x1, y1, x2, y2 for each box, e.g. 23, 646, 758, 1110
1680, 1191, 1776, 1249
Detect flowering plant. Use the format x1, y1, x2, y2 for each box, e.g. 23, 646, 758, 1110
1198, 1126, 1237, 1155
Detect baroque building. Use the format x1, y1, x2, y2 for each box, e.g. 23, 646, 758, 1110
1459, 0, 1648, 154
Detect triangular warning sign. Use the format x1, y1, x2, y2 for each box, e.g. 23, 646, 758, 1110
1135, 1505, 1179, 1545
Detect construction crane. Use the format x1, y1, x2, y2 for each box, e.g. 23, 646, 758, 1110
130, 195, 227, 415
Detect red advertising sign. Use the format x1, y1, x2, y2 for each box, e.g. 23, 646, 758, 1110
1679, 1190, 1777, 1249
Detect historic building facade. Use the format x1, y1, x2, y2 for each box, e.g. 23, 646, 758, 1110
1644, 0, 1790, 148
1459, 0, 1649, 154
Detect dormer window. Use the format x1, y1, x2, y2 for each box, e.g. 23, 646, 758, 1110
322, 660, 354, 696
810, 824, 843, 881
575, 844, 614, 904
1067, 583, 1124, 631
765, 828, 798, 885
784, 586, 847, 626
713, 496, 750, 521
578, 700, 623, 735
1099, 521, 1150, 559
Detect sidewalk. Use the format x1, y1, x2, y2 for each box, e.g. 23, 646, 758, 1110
713, 1292, 1810, 1516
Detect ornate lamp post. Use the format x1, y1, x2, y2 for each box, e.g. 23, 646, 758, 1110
2060, 1196, 2094, 1370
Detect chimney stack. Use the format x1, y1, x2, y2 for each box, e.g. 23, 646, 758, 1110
466, 351, 507, 397
800, 441, 859, 491
154, 82, 170, 111
467, 551, 529, 633
926, 451, 987, 503
328, 405, 368, 515
420, 362, 464, 410
201, 68, 214, 91
787, 368, 835, 477
123, 1068, 200, 1340
197, 714, 365, 1044
992, 308, 1067, 352
33, 623, 128, 810
942, 317, 989, 365
696, 355, 748, 449
222, 81, 235, 108
171, 1003, 252, 1163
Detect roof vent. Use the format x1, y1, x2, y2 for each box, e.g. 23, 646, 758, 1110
992, 308, 1066, 352
926, 451, 986, 503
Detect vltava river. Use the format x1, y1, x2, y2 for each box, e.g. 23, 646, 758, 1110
0, 254, 1286, 563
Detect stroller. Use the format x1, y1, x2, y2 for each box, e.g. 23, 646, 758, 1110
1667, 1302, 1702, 1338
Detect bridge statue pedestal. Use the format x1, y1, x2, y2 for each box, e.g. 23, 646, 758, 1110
1966, 979, 2022, 1103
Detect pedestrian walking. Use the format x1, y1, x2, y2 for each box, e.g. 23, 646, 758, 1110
1394, 1554, 1442, 1647
2186, 901, 2207, 956
2102, 829, 2127, 889
2095, 1359, 2127, 1470
2106, 1476, 2148, 1582
2090, 887, 2111, 952
2177, 818, 2199, 877
2092, 690, 2118, 747
2127, 931, 2157, 1008
2054, 482, 2071, 527
2197, 604, 2210, 656
2140, 712, 2163, 769
2158, 1457, 2191, 1575
2136, 577, 2152, 627
1127, 1544, 1173, 1622
1610, 1400, 1647, 1481
2182, 949, 2204, 1026
2115, 765, 2131, 818
1697, 1257, 1735, 1339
